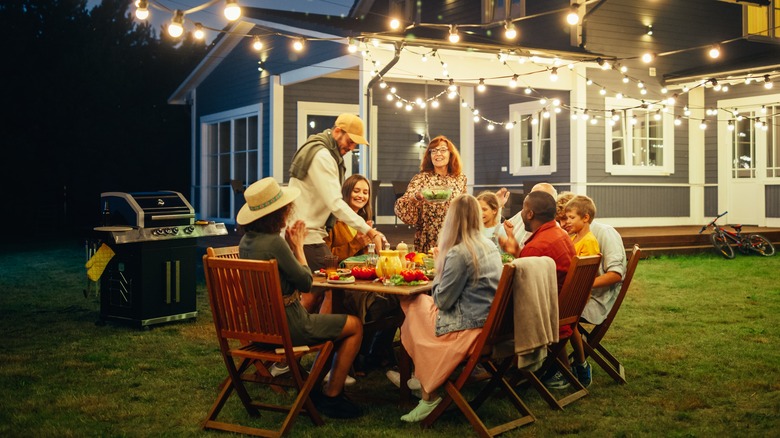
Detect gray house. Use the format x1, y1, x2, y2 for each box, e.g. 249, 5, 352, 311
169, 0, 780, 228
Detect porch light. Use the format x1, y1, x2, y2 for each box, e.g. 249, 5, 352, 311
135, 0, 149, 20
224, 0, 241, 21
167, 10, 184, 38
193, 23, 205, 40
646, 25, 653, 36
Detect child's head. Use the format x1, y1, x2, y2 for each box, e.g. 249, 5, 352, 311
476, 191, 500, 227
341, 174, 372, 220
564, 195, 597, 234
555, 192, 575, 231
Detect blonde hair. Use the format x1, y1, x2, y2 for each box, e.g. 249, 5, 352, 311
436, 194, 489, 284
565, 195, 597, 223
556, 192, 575, 223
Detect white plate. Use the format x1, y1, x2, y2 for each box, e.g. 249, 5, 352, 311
327, 277, 356, 284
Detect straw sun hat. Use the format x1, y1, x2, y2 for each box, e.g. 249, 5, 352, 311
236, 177, 300, 225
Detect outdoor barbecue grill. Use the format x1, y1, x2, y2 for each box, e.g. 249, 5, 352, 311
92, 191, 226, 328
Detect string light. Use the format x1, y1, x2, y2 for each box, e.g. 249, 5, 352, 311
135, 0, 149, 20
477, 78, 486, 92
549, 67, 559, 82
252, 36, 263, 51
504, 21, 517, 39
224, 0, 241, 21
167, 10, 184, 38
448, 25, 460, 43
348, 38, 358, 53
389, 17, 401, 30
567, 4, 580, 25
193, 23, 205, 40
708, 44, 721, 59
293, 38, 304, 52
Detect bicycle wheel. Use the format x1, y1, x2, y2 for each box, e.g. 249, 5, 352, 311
710, 233, 735, 259
747, 234, 776, 257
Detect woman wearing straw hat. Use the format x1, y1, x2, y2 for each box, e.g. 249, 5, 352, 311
237, 177, 364, 419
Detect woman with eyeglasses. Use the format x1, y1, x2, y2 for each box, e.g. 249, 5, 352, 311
394, 135, 467, 253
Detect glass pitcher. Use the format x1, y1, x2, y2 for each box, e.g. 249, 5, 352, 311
375, 250, 403, 278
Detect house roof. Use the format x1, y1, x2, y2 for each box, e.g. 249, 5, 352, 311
664, 39, 780, 87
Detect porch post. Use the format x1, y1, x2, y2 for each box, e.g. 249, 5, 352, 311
688, 87, 705, 224
570, 64, 587, 194
270, 75, 284, 181
459, 86, 475, 194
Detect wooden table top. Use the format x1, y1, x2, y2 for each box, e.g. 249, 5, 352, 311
311, 276, 432, 296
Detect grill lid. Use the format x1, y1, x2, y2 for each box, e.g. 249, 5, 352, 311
101, 191, 195, 228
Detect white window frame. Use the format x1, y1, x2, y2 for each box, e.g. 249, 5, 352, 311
605, 97, 675, 176
508, 101, 557, 176
199, 104, 263, 223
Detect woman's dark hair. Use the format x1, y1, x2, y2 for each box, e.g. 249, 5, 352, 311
341, 174, 372, 221
241, 203, 291, 234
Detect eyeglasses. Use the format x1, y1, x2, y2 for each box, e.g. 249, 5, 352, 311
429, 147, 449, 155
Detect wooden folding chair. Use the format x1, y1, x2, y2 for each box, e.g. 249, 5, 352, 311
202, 255, 334, 437
420, 264, 536, 437
207, 245, 240, 259
579, 244, 641, 384
515, 254, 602, 410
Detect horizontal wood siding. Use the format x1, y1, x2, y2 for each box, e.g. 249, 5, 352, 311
768, 186, 780, 218
588, 186, 689, 218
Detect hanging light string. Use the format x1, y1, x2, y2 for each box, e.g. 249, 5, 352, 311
359, 42, 779, 131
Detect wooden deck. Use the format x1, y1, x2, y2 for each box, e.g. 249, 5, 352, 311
198, 224, 780, 258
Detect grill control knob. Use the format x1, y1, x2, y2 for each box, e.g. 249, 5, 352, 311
172, 227, 179, 234
184, 226, 194, 234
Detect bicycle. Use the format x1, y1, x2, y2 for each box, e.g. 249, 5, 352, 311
698, 211, 776, 259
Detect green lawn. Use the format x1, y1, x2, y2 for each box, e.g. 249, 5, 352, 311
1, 242, 778, 437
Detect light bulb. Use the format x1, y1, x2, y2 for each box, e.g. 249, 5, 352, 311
477, 78, 486, 92
699, 120, 707, 130
487, 124, 495, 131
524, 87, 532, 94
431, 99, 439, 108
390, 18, 401, 30
509, 74, 518, 88
448, 26, 460, 43
293, 38, 304, 52
708, 44, 720, 59
641, 52, 654, 63
347, 38, 358, 53
252, 36, 263, 51
727, 121, 734, 131
764, 75, 773, 89
224, 0, 241, 21
504, 21, 517, 39
550, 67, 558, 82
135, 0, 149, 20
167, 10, 184, 38
193, 23, 205, 40
567, 4, 580, 25
674, 116, 682, 126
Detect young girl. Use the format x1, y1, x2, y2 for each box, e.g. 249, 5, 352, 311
476, 191, 506, 248
394, 194, 503, 422
325, 174, 374, 260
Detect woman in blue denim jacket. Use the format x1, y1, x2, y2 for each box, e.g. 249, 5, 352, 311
394, 194, 503, 422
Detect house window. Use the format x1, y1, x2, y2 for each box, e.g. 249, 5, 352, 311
605, 97, 675, 176
765, 104, 779, 178
745, 1, 780, 39
509, 101, 556, 176
482, 0, 525, 22
732, 115, 757, 178
201, 105, 262, 222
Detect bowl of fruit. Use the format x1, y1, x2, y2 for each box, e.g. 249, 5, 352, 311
421, 186, 452, 204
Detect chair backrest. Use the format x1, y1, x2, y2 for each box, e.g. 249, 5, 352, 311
558, 254, 602, 332
202, 255, 292, 348
588, 244, 641, 343
454, 263, 516, 385
206, 246, 240, 259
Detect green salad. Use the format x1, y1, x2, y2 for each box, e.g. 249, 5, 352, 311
421, 188, 452, 202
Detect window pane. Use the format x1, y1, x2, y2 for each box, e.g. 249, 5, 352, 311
540, 119, 551, 166
769, 106, 779, 177
219, 122, 230, 153
521, 119, 532, 167
611, 120, 624, 165
733, 117, 755, 178
234, 118, 247, 152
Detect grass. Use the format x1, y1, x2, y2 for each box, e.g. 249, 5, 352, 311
1, 241, 779, 437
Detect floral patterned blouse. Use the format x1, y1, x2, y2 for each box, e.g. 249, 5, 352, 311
394, 171, 467, 253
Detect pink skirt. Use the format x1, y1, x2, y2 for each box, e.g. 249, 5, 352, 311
400, 294, 482, 394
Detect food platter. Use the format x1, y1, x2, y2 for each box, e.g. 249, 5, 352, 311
328, 276, 356, 284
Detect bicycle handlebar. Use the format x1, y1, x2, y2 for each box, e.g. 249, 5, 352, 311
699, 211, 729, 234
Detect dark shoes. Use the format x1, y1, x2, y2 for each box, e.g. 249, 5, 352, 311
311, 391, 363, 419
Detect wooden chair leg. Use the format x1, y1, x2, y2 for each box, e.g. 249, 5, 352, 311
584, 341, 626, 384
